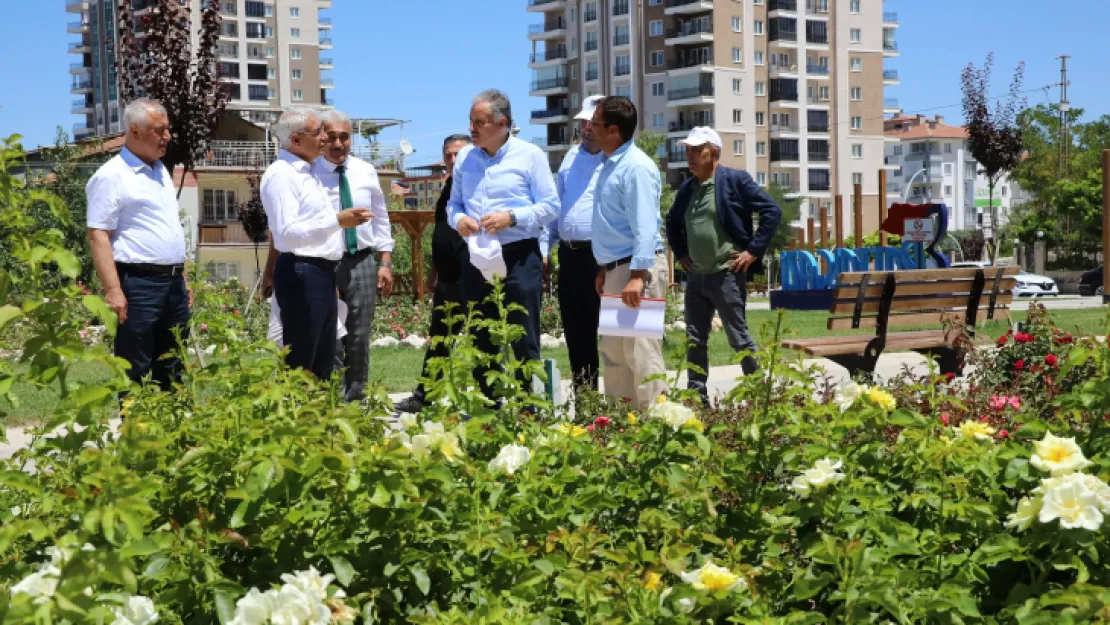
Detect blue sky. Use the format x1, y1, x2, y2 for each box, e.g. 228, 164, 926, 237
1, 1, 1106, 166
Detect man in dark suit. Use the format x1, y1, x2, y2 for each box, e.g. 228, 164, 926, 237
665, 127, 782, 405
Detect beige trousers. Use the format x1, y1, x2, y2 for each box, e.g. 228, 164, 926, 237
600, 254, 669, 409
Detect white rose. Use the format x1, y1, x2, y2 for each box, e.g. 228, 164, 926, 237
1035, 473, 1110, 514
229, 588, 274, 625
10, 571, 58, 604
1038, 479, 1104, 531
269, 585, 330, 625
1004, 496, 1042, 532
1030, 431, 1092, 476
791, 458, 845, 499
280, 567, 335, 603
833, 381, 863, 413
790, 475, 812, 498
110, 595, 159, 625
488, 444, 531, 476
649, 401, 694, 431
399, 413, 418, 429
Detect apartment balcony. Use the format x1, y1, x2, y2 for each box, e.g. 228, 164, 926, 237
883, 69, 900, 85
319, 37, 333, 49
771, 179, 802, 195
67, 20, 89, 34
805, 0, 829, 18
65, 0, 89, 13
71, 98, 93, 114
769, 119, 799, 136
197, 221, 270, 246
666, 85, 715, 107
530, 106, 570, 125
584, 70, 599, 82
808, 180, 831, 192
667, 115, 714, 137
769, 30, 798, 48
322, 97, 337, 107
770, 92, 801, 108
884, 97, 900, 114
613, 34, 631, 48
72, 122, 93, 138
71, 76, 92, 93
68, 41, 91, 54
769, 61, 799, 78
806, 94, 830, 109
806, 34, 829, 47
768, 0, 799, 16
584, 9, 597, 22
668, 148, 688, 169
883, 40, 899, 56
530, 76, 570, 96
528, 18, 568, 40
664, 0, 713, 15
612, 0, 630, 17
771, 150, 801, 166
527, 0, 568, 12
668, 54, 714, 76
808, 151, 831, 165
69, 62, 90, 75
320, 58, 334, 69
614, 64, 631, 77
584, 39, 599, 53
883, 12, 899, 27
533, 136, 571, 152
529, 48, 568, 68
321, 78, 335, 89
318, 17, 332, 29
665, 23, 713, 46
806, 63, 830, 79
807, 121, 830, 134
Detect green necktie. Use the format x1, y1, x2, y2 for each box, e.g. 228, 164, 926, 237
337, 165, 358, 255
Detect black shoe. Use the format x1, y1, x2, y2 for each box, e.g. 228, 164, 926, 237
393, 395, 425, 414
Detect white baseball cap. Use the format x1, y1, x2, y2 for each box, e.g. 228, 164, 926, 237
575, 95, 606, 121
679, 126, 722, 149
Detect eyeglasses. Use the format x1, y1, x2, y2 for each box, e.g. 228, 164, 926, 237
296, 124, 326, 137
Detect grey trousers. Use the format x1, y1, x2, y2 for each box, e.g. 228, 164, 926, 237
335, 250, 378, 401
684, 269, 759, 398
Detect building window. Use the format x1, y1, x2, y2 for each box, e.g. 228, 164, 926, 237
756, 141, 766, 156
571, 94, 579, 108
850, 0, 860, 13
570, 7, 576, 21
206, 262, 240, 282
851, 116, 862, 130
247, 63, 267, 80
265, 26, 274, 38
650, 20, 664, 36
965, 162, 977, 179
731, 17, 742, 32
1001, 186, 1008, 197
754, 51, 764, 65
268, 87, 276, 100
945, 185, 953, 196
733, 139, 744, 156
754, 20, 764, 35
615, 54, 631, 76
571, 65, 578, 79
267, 67, 276, 79
650, 51, 664, 67
853, 173, 863, 185
944, 143, 953, 154
850, 86, 862, 100
755, 111, 765, 126
732, 47, 741, 63
943, 163, 953, 175
221, 22, 238, 36
653, 113, 664, 128
293, 89, 304, 101
732, 78, 742, 94
202, 189, 238, 221
820, 85, 830, 100
733, 109, 743, 124
850, 57, 862, 72
571, 37, 577, 52
616, 85, 631, 97
290, 7, 299, 18
266, 47, 275, 58
756, 172, 767, 185
290, 27, 301, 38
851, 144, 863, 159
264, 4, 273, 16
291, 48, 302, 60
248, 85, 268, 101
892, 145, 903, 156
850, 28, 861, 42
649, 0, 662, 4
652, 81, 664, 96
291, 69, 303, 80
755, 81, 765, 96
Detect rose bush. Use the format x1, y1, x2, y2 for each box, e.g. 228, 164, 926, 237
3, 137, 1110, 623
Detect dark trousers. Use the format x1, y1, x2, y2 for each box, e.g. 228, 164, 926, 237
274, 253, 338, 381
462, 238, 543, 400
335, 250, 378, 401
557, 242, 601, 392
413, 277, 465, 401
685, 270, 759, 399
114, 269, 190, 390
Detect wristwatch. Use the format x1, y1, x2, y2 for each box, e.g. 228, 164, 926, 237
509, 210, 518, 227
380, 262, 394, 269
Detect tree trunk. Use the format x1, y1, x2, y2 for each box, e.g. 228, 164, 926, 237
988, 182, 998, 265
176, 166, 188, 199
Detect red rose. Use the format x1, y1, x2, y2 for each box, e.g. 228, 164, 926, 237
586, 424, 596, 433
940, 413, 950, 426
945, 372, 955, 383
998, 429, 1009, 439
996, 335, 1008, 347
1015, 332, 1034, 344
1014, 359, 1025, 371
594, 415, 611, 428
233, 310, 241, 316
1045, 354, 1059, 366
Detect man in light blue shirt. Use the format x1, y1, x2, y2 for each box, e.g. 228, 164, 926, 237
447, 89, 559, 402
543, 94, 606, 394
590, 96, 669, 409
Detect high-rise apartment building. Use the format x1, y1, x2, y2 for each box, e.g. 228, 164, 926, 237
67, 0, 334, 139
527, 0, 899, 237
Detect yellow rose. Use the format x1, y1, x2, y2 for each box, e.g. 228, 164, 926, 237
864, 387, 896, 412
1031, 431, 1092, 476
657, 394, 668, 404
680, 561, 746, 592
644, 571, 662, 591
954, 421, 996, 441
627, 412, 638, 425
684, 417, 705, 432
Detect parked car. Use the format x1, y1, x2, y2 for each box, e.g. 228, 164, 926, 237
951, 262, 1059, 298
1079, 266, 1104, 297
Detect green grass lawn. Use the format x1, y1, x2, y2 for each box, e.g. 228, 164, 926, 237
4, 307, 1107, 428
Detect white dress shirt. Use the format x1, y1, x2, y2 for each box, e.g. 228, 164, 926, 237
261, 149, 342, 260
85, 146, 187, 265
313, 155, 394, 253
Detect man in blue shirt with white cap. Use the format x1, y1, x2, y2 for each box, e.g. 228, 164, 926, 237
544, 94, 606, 395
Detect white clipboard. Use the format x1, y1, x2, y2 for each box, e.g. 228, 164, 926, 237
597, 295, 667, 339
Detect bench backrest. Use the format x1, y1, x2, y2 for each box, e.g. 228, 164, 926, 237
827, 266, 1020, 331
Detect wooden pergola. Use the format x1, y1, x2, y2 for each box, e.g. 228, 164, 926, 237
387, 210, 435, 300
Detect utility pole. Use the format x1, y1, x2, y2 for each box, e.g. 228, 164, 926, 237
1056, 55, 1071, 178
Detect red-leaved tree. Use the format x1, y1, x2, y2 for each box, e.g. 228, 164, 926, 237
116, 0, 229, 197
960, 53, 1026, 264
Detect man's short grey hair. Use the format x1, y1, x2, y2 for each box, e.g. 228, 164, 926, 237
319, 109, 351, 128
273, 107, 319, 148
123, 98, 167, 131
473, 89, 513, 128
442, 134, 471, 151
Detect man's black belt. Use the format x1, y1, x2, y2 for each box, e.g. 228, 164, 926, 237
116, 262, 185, 276
344, 247, 377, 260
281, 252, 338, 271
601, 250, 665, 271
561, 240, 592, 251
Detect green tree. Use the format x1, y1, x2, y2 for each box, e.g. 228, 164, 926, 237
634, 130, 676, 217
764, 184, 802, 253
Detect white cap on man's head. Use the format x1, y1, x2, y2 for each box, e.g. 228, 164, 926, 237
574, 95, 606, 121
679, 126, 722, 149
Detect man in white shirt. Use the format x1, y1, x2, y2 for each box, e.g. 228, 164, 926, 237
261, 108, 371, 380
447, 89, 559, 402
87, 98, 191, 391
313, 109, 395, 402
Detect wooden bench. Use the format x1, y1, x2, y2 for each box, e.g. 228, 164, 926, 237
781, 266, 1019, 376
